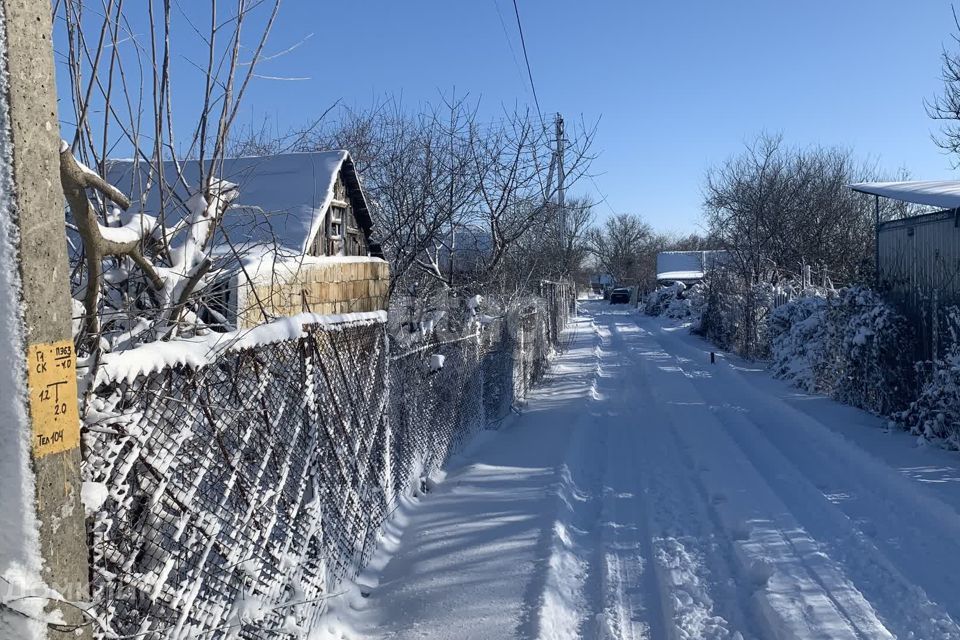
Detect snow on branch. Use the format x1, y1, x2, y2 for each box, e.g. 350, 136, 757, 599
60, 143, 164, 340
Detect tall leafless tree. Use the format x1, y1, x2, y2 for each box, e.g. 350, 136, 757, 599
927, 7, 960, 162
703, 133, 915, 286
586, 213, 658, 290
55, 0, 290, 365
291, 96, 597, 304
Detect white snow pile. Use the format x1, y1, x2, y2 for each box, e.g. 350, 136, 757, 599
80, 481, 109, 517
894, 307, 960, 448
645, 282, 683, 316
769, 286, 916, 416
644, 282, 706, 320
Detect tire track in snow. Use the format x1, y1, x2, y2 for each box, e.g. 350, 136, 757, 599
536, 414, 607, 640
588, 318, 660, 640
532, 312, 682, 640
580, 311, 750, 640
637, 391, 759, 639
622, 314, 893, 640
606, 316, 752, 640
713, 407, 960, 640
647, 321, 960, 640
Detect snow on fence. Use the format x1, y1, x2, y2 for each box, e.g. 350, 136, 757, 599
83, 319, 388, 638
540, 279, 574, 348
81, 297, 566, 638
387, 312, 544, 495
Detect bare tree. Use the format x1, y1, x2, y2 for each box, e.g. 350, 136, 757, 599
310, 97, 480, 299
587, 213, 657, 289
55, 0, 288, 362
501, 196, 595, 295
927, 7, 960, 162
703, 133, 911, 286
662, 231, 717, 252
702, 133, 794, 282
297, 96, 597, 305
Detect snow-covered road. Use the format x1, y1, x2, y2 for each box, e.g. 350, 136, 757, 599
318, 302, 960, 640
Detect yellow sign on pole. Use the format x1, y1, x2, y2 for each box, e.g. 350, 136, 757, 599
26, 339, 80, 458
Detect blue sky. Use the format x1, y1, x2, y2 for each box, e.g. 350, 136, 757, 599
58, 1, 960, 235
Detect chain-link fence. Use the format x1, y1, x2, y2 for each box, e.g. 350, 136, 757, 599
82, 292, 570, 638
387, 302, 557, 496
83, 321, 388, 638
540, 280, 574, 348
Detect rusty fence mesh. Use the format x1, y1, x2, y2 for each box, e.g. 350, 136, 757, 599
82, 293, 570, 638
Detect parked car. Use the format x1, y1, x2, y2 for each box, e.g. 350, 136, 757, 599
609, 287, 631, 304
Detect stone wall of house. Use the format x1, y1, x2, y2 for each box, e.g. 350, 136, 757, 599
236, 258, 389, 329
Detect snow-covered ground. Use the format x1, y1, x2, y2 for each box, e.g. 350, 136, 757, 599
314, 301, 960, 639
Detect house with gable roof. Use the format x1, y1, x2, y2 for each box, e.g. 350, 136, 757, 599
107, 150, 389, 329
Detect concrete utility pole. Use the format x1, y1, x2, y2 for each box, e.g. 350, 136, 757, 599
0, 0, 91, 637
554, 113, 566, 271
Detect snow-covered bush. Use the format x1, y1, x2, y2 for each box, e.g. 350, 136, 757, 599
769, 286, 916, 416
894, 307, 960, 447
768, 293, 830, 391
739, 282, 780, 359
645, 282, 685, 316
644, 282, 707, 320
829, 287, 915, 414
683, 282, 707, 318
696, 271, 742, 350
895, 347, 960, 448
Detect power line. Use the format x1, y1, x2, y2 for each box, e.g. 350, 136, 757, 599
511, 0, 542, 119
492, 0, 529, 96
589, 174, 618, 215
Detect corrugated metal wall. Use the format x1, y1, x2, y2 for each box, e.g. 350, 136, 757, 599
878, 209, 960, 359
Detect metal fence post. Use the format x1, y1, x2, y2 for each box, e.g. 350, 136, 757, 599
382, 323, 394, 503
932, 288, 939, 362
874, 194, 881, 289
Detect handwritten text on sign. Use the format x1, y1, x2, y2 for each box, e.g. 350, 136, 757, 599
27, 340, 80, 457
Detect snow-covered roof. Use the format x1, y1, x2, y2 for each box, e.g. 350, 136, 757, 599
657, 270, 704, 282
656, 250, 728, 282
657, 251, 702, 275
106, 151, 373, 256
849, 181, 960, 209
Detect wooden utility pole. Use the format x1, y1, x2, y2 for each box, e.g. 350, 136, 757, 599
0, 0, 91, 637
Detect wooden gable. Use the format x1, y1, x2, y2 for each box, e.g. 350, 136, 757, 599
309, 169, 369, 258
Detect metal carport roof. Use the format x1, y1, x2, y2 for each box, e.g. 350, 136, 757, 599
849, 180, 960, 209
